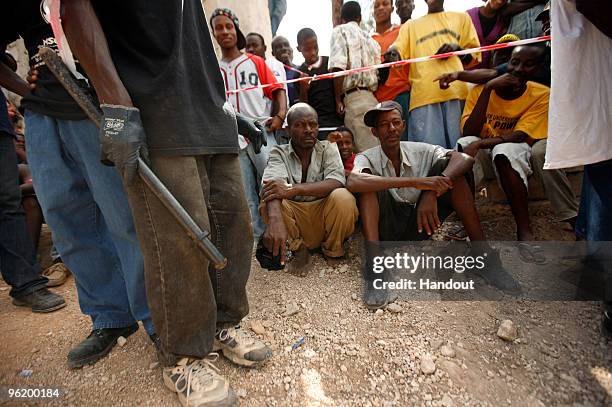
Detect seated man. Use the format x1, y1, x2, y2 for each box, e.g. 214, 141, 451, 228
346, 101, 518, 305
327, 126, 356, 175
261, 103, 358, 276
457, 45, 550, 255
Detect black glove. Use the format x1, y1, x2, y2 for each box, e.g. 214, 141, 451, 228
236, 113, 267, 154
100, 105, 149, 185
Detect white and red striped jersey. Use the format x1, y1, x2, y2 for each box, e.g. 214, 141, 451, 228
219, 53, 283, 120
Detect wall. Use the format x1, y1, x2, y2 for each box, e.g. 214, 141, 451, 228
202, 0, 273, 57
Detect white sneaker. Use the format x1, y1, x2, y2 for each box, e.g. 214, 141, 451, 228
163, 354, 237, 407
214, 326, 272, 367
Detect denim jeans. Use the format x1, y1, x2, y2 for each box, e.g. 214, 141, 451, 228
239, 130, 277, 240
0, 133, 48, 298
409, 100, 464, 149
24, 111, 152, 333
124, 153, 252, 364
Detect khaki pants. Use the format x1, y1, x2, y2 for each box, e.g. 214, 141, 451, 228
344, 90, 380, 152
279, 189, 358, 257
530, 139, 579, 222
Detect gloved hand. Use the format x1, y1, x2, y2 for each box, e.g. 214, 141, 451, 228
99, 104, 149, 185
236, 113, 267, 154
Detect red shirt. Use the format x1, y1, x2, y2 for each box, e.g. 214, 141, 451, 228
344, 153, 356, 172
372, 25, 411, 102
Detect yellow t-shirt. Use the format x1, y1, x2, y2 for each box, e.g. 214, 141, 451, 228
393, 11, 481, 111
460, 82, 550, 140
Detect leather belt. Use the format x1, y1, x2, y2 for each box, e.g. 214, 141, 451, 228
342, 86, 370, 98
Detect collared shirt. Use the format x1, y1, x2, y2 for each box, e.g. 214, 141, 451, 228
262, 140, 346, 202
372, 24, 411, 102
353, 142, 450, 203
329, 21, 381, 93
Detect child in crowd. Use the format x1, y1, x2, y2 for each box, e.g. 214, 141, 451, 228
296, 28, 343, 140
327, 126, 356, 175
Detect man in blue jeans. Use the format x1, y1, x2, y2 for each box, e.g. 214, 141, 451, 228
0, 2, 152, 369
0, 90, 65, 313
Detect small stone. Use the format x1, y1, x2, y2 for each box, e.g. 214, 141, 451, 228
441, 394, 454, 407
250, 320, 266, 335
340, 365, 348, 373
386, 303, 402, 314
497, 320, 519, 342
282, 303, 300, 317
236, 388, 247, 398
440, 345, 456, 358
18, 369, 33, 378
303, 349, 316, 358
337, 265, 349, 274
375, 309, 384, 316
420, 355, 436, 375
430, 340, 443, 351
149, 362, 160, 371
351, 293, 358, 301
283, 376, 292, 384
117, 336, 127, 347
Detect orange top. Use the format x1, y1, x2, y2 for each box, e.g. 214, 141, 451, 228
372, 25, 410, 102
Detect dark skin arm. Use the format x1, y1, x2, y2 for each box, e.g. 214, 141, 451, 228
266, 89, 288, 131
346, 170, 453, 196
416, 151, 475, 235
436, 43, 473, 66
261, 179, 342, 202
331, 69, 345, 117
434, 69, 498, 89
299, 79, 309, 104
61, 0, 133, 106
263, 200, 289, 264
0, 61, 29, 97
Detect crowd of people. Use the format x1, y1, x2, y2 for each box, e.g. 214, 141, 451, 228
0, 0, 610, 406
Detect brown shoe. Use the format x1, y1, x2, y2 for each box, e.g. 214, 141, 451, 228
43, 262, 71, 287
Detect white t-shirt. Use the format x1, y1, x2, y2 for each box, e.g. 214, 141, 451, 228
219, 53, 282, 149
266, 57, 288, 111
544, 0, 612, 169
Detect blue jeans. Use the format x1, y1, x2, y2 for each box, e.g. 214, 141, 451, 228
0, 133, 48, 298
576, 159, 612, 241
394, 91, 411, 141
24, 111, 153, 333
239, 131, 277, 240
409, 100, 464, 149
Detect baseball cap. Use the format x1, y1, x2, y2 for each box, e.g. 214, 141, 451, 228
535, 2, 550, 21
363, 101, 404, 127
210, 8, 247, 50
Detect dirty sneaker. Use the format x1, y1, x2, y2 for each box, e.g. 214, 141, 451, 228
163, 355, 237, 407
213, 326, 272, 367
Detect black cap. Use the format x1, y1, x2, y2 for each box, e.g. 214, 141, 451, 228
535, 2, 550, 22
363, 101, 404, 127
210, 8, 247, 50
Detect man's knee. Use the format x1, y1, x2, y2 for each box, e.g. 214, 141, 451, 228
531, 139, 546, 163
328, 188, 357, 208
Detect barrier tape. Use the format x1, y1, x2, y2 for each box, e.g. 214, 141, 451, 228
226, 35, 551, 95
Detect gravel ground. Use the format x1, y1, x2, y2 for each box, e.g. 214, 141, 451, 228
1, 199, 610, 406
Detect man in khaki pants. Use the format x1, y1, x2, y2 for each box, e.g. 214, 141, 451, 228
260, 104, 358, 276
329, 1, 381, 152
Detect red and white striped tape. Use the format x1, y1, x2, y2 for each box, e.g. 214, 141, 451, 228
227, 35, 551, 95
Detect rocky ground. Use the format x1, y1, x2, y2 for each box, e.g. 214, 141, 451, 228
1, 198, 611, 406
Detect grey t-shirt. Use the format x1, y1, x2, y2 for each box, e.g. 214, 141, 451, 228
353, 142, 450, 204
262, 140, 346, 202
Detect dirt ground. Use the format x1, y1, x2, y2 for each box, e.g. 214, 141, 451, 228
1, 198, 611, 406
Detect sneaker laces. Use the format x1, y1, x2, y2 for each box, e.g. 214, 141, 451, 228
217, 326, 255, 346
175, 354, 221, 402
